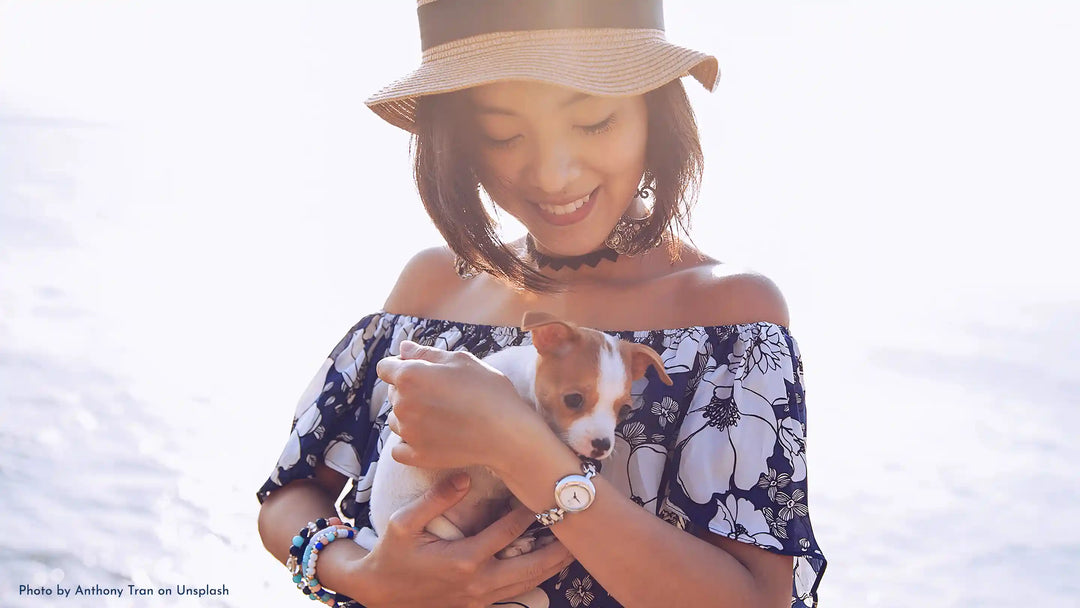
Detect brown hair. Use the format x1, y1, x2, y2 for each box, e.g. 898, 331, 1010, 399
411, 79, 704, 294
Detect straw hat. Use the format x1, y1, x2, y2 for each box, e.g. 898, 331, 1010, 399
365, 0, 720, 133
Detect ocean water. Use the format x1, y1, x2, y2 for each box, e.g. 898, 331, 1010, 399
1, 2, 1077, 607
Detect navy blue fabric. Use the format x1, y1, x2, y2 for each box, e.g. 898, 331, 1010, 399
258, 311, 826, 607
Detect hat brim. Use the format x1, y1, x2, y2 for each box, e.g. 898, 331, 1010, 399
364, 28, 719, 133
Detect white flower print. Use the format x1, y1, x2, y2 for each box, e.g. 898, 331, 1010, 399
728, 324, 788, 379
778, 416, 807, 482
660, 326, 711, 375
607, 431, 667, 509
334, 331, 370, 387
370, 379, 391, 422
270, 430, 300, 485
677, 378, 780, 498
651, 396, 679, 428
491, 325, 518, 348
620, 421, 647, 447
761, 506, 788, 539
295, 400, 322, 437
324, 439, 362, 479
775, 488, 809, 521
294, 358, 335, 417
757, 468, 792, 501
708, 495, 782, 550
554, 565, 571, 590
793, 557, 819, 604
433, 325, 463, 351
658, 506, 688, 530
387, 320, 417, 356
565, 576, 595, 607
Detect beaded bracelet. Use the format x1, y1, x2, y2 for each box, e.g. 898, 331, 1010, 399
286, 517, 343, 579
286, 518, 359, 607
301, 525, 358, 605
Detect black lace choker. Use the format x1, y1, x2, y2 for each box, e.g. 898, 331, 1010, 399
525, 235, 619, 271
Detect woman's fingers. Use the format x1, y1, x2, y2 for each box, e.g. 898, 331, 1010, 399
461, 506, 538, 560
483, 539, 576, 603
400, 340, 447, 360
376, 346, 457, 400
384, 473, 471, 539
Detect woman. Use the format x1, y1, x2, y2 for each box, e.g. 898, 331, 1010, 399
257, 1, 826, 606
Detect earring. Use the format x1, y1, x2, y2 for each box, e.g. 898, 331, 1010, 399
604, 186, 662, 256
603, 216, 651, 255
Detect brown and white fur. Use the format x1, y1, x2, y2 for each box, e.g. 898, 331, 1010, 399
368, 311, 673, 556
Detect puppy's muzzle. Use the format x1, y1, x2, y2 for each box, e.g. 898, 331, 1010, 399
590, 437, 611, 458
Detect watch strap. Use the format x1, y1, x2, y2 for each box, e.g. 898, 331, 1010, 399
533, 460, 598, 527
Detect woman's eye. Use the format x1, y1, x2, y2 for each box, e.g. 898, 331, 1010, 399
484, 134, 520, 148
564, 393, 584, 410
618, 404, 632, 420
579, 113, 616, 135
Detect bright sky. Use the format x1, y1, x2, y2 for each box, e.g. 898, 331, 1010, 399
3, 0, 1076, 388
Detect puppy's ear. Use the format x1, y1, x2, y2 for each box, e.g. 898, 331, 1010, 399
522, 311, 579, 356
521, 310, 560, 329
629, 344, 673, 386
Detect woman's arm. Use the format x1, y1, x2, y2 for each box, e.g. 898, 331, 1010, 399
258, 464, 574, 607
257, 465, 379, 602
495, 427, 793, 608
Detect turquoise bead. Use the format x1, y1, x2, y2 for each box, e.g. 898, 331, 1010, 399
292, 574, 302, 584
292, 536, 304, 547
326, 533, 336, 542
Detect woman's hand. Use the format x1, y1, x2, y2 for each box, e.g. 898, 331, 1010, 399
358, 474, 575, 608
375, 340, 546, 472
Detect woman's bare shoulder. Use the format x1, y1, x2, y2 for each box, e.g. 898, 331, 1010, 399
381, 246, 464, 318
672, 252, 791, 328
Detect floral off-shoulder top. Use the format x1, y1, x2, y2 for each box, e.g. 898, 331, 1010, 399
258, 312, 827, 607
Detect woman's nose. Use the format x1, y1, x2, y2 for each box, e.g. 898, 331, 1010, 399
528, 141, 581, 195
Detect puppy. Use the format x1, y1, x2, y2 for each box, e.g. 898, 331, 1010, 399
368, 310, 673, 556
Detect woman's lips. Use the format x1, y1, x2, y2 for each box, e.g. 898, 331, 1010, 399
533, 188, 598, 226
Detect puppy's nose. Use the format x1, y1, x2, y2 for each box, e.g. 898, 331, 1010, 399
590, 438, 611, 457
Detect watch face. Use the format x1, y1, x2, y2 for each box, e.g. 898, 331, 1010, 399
555, 477, 595, 512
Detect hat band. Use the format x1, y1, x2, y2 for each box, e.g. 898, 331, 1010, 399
418, 0, 665, 51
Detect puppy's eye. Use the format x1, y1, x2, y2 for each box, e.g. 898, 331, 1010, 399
618, 404, 632, 421
564, 393, 584, 410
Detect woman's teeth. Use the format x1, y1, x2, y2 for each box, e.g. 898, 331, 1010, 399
538, 194, 589, 216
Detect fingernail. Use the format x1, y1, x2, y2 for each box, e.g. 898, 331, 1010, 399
450, 472, 470, 491
400, 341, 417, 356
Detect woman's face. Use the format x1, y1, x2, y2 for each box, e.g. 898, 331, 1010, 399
466, 81, 648, 256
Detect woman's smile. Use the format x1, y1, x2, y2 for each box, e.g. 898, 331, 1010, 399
531, 187, 599, 226
468, 82, 649, 254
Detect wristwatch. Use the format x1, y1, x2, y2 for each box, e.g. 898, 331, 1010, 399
534, 461, 598, 526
